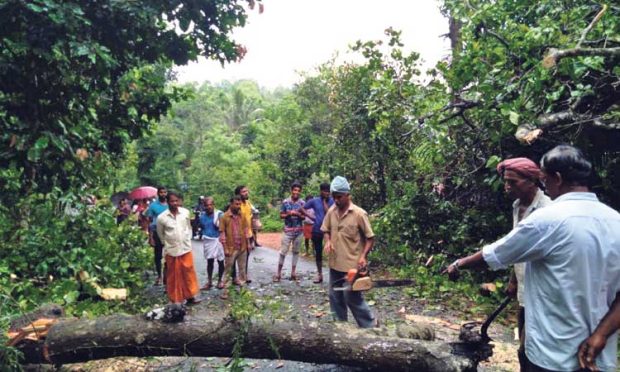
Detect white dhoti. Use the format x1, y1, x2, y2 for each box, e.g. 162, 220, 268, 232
203, 236, 224, 261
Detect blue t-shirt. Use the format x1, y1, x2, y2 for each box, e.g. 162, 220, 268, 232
199, 210, 223, 238
145, 200, 169, 228
280, 197, 305, 233
304, 196, 334, 234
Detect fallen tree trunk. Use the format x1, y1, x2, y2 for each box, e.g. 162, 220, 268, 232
18, 314, 488, 371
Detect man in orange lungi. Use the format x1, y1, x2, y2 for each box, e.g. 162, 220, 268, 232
156, 191, 201, 305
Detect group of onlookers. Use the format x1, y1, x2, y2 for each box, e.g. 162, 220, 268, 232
115, 197, 150, 232
116, 178, 378, 330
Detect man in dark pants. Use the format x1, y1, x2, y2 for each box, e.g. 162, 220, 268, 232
496, 157, 551, 371
322, 176, 376, 328
303, 183, 334, 284
145, 186, 168, 286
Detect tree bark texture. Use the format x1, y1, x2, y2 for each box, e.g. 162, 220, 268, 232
18, 314, 486, 371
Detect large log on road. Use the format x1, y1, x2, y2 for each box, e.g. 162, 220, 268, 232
19, 314, 486, 371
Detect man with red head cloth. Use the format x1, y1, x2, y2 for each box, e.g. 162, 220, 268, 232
496, 157, 552, 370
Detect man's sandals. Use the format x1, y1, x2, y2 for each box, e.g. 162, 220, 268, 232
313, 275, 323, 284
186, 297, 202, 305
273, 274, 299, 282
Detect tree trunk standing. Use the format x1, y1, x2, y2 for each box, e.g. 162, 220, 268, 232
449, 17, 463, 56
18, 314, 483, 371
373, 126, 388, 207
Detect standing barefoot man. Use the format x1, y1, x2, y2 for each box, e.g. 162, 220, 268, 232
274, 181, 305, 282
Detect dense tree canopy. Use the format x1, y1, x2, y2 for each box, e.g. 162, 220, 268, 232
0, 0, 260, 200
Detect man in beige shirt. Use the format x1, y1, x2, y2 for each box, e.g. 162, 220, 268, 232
156, 191, 201, 305
321, 176, 376, 328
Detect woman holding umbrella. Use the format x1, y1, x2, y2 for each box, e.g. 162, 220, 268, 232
132, 186, 168, 286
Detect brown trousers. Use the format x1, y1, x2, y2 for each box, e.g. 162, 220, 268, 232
222, 249, 247, 286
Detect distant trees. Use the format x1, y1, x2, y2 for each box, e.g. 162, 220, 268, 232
0, 0, 260, 201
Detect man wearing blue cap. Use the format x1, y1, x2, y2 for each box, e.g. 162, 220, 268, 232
321, 176, 376, 328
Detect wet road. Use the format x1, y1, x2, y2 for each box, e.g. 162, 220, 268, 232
192, 235, 323, 292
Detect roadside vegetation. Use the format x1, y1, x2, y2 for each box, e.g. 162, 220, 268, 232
2, 0, 619, 368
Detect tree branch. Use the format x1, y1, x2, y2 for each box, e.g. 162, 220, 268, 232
542, 47, 620, 68
576, 5, 608, 48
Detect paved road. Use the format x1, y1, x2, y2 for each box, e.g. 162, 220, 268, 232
191, 236, 324, 293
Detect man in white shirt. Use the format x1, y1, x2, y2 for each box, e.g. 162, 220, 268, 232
156, 191, 201, 305
446, 145, 620, 371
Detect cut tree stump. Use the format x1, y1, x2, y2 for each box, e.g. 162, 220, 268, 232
17, 314, 490, 371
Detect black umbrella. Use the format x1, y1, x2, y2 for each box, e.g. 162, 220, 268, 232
111, 191, 130, 207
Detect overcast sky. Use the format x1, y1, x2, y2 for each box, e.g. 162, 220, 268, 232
175, 0, 451, 89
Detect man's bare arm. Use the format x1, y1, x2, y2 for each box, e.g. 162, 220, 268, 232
324, 232, 332, 254
357, 237, 374, 269
443, 251, 490, 280
578, 291, 620, 370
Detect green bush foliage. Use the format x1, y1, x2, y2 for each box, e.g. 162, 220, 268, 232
0, 189, 154, 368
0, 191, 151, 316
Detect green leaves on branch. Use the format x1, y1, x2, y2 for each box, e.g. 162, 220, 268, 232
0, 0, 261, 201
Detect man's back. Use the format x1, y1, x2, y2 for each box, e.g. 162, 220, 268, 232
518, 193, 620, 370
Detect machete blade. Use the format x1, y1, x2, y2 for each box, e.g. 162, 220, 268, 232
333, 278, 414, 291
371, 279, 415, 288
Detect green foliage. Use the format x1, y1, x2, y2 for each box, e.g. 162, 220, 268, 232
0, 306, 23, 370
0, 191, 151, 316
0, 189, 154, 369
0, 0, 260, 201
134, 82, 280, 209
260, 207, 283, 233
392, 259, 508, 318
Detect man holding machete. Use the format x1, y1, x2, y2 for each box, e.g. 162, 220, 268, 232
322, 176, 377, 328
445, 145, 620, 372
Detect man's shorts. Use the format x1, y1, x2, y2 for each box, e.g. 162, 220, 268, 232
280, 231, 303, 256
